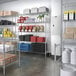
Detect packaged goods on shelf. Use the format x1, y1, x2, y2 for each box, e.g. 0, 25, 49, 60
28, 26, 33, 32
63, 32, 74, 39
32, 26, 37, 32
0, 20, 16, 25
19, 25, 44, 32
17, 16, 29, 23
38, 7, 49, 13
3, 11, 18, 16
75, 11, 76, 20
22, 26, 26, 32
25, 26, 29, 32
64, 11, 69, 20
18, 26, 23, 32
31, 8, 38, 13
69, 10, 75, 20
24, 18, 35, 23
3, 28, 16, 38
23, 9, 31, 14
39, 26, 44, 32
36, 26, 40, 32
0, 11, 4, 16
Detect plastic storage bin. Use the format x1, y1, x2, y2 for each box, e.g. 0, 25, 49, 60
62, 48, 71, 64
38, 7, 49, 13
18, 43, 31, 52
23, 9, 31, 14
37, 37, 45, 42
30, 36, 38, 42
31, 8, 38, 13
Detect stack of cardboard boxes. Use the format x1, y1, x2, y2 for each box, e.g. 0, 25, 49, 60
0, 11, 18, 16
63, 27, 76, 39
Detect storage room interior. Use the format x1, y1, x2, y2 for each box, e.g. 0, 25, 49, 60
0, 0, 76, 76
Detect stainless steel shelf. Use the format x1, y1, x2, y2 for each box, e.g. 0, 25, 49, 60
19, 12, 49, 16
61, 63, 76, 69
63, 39, 76, 45
19, 41, 46, 44
19, 32, 45, 33
63, 20, 76, 22
17, 51, 46, 55
0, 15, 18, 17
0, 38, 18, 42
17, 21, 50, 24
0, 25, 16, 27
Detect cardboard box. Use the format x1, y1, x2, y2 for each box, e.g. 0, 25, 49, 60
73, 27, 76, 33
0, 11, 4, 16
74, 33, 76, 39
66, 27, 75, 33
4, 11, 18, 16
63, 32, 74, 39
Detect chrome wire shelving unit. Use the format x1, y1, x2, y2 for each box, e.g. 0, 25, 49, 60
0, 14, 20, 76
17, 11, 51, 57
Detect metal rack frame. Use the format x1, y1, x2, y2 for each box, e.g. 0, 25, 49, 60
18, 12, 51, 57
0, 15, 20, 76
61, 0, 76, 70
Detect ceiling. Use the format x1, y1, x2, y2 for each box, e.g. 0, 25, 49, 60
0, 0, 17, 4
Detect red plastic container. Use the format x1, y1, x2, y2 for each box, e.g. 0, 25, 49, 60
37, 37, 45, 42
30, 36, 38, 42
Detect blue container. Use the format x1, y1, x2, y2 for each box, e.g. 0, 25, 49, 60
18, 43, 31, 52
